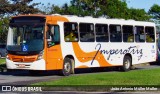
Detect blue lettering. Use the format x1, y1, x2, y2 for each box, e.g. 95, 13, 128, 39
94, 44, 143, 61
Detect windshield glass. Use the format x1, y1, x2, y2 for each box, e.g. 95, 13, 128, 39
7, 24, 44, 52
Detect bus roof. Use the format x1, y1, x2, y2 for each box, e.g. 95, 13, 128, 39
61, 15, 155, 26
14, 14, 155, 26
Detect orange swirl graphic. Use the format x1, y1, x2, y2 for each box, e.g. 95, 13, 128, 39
72, 42, 112, 68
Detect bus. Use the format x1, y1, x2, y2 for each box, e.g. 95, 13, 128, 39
6, 14, 156, 76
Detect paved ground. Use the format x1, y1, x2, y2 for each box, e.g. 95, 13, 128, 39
0, 70, 63, 85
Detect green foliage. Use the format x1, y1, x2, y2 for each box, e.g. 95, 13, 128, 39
128, 8, 151, 21
0, 0, 11, 17
9, 0, 40, 15
0, 18, 9, 43
0, 0, 40, 17
0, 59, 5, 65
37, 3, 53, 14
149, 4, 160, 20
48, 0, 151, 21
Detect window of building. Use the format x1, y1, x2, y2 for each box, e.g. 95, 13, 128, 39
135, 26, 145, 42
123, 25, 134, 42
145, 27, 155, 42
79, 23, 95, 42
109, 25, 122, 42
64, 22, 78, 42
95, 24, 108, 42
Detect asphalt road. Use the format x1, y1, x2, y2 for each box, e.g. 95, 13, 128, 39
0, 70, 63, 85
0, 64, 160, 85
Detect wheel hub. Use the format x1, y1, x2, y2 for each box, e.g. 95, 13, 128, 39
124, 60, 130, 69
64, 62, 71, 73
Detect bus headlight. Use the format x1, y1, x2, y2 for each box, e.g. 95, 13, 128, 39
6, 55, 11, 60
37, 51, 44, 60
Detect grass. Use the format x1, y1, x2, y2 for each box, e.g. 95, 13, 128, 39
0, 58, 5, 65
33, 68, 160, 86
0, 58, 6, 70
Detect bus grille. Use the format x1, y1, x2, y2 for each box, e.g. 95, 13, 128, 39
12, 58, 36, 62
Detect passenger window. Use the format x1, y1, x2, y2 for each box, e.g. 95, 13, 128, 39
135, 26, 145, 42
109, 25, 122, 42
64, 22, 78, 42
145, 27, 155, 42
79, 23, 95, 42
95, 24, 108, 42
123, 25, 134, 42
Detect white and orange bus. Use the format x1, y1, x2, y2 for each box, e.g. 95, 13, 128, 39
6, 14, 156, 76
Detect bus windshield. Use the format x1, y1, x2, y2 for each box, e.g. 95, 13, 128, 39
7, 24, 44, 52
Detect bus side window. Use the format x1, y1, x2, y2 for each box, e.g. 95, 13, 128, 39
145, 26, 155, 43
95, 24, 109, 42
123, 25, 134, 42
135, 26, 145, 42
79, 23, 95, 42
109, 25, 122, 42
64, 22, 78, 42
47, 25, 60, 47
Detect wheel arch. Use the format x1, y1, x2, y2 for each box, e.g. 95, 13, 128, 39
64, 55, 75, 61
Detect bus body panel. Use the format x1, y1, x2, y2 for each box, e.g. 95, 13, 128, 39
45, 44, 63, 70
6, 14, 157, 71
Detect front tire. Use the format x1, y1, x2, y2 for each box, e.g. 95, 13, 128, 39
61, 58, 72, 76
122, 56, 131, 71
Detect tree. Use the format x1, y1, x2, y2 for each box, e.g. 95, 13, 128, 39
128, 8, 151, 21
10, 0, 40, 15
37, 3, 54, 14
67, 0, 108, 17
104, 0, 128, 18
0, 0, 12, 17
50, 0, 151, 21
0, 0, 41, 17
0, 18, 9, 43
149, 4, 160, 20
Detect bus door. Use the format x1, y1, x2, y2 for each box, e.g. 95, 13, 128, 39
46, 25, 62, 70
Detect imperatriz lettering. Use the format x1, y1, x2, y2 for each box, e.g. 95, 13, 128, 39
94, 43, 143, 61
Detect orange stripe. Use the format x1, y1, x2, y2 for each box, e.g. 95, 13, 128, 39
72, 42, 112, 67
76, 65, 89, 68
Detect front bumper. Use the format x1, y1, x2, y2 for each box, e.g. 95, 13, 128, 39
6, 59, 46, 70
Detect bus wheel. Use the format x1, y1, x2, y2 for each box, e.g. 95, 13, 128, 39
122, 56, 131, 71
61, 58, 72, 76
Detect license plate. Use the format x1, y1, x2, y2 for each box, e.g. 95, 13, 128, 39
18, 64, 25, 68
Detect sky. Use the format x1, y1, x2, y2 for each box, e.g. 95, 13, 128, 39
33, 0, 160, 12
